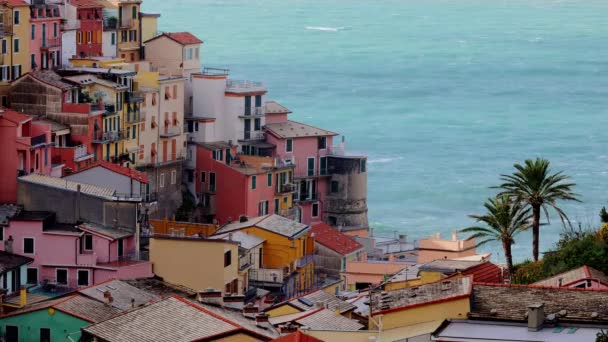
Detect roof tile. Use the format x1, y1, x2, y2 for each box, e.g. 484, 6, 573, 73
311, 223, 363, 256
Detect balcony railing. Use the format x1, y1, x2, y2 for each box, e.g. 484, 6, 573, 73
241, 106, 264, 117
92, 130, 127, 144
226, 80, 265, 91
239, 256, 252, 270
276, 183, 296, 194
249, 268, 284, 285
40, 278, 79, 294
276, 158, 296, 169
126, 111, 146, 124
119, 17, 133, 28
0, 22, 13, 36
41, 37, 61, 49
74, 145, 89, 161
296, 254, 317, 269
30, 134, 48, 147
295, 192, 318, 203
160, 126, 182, 138
77, 252, 97, 266
279, 207, 299, 221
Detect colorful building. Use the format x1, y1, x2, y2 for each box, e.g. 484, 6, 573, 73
417, 231, 477, 263
0, 0, 31, 100
265, 289, 356, 319
149, 235, 241, 295
72, 0, 104, 58
29, 0, 62, 71
139, 12, 159, 46
116, 0, 141, 62
311, 222, 363, 284
0, 250, 33, 295
0, 108, 53, 204
341, 253, 415, 291
532, 265, 608, 289
214, 215, 315, 298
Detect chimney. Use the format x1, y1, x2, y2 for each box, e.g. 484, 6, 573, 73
360, 252, 367, 262
75, 184, 81, 222
103, 290, 114, 307
315, 301, 325, 309
19, 286, 26, 307
131, 298, 135, 308
280, 322, 298, 334
255, 313, 269, 324
4, 236, 13, 254
223, 294, 245, 304
452, 231, 458, 241
197, 288, 223, 306
243, 302, 259, 315
527, 303, 545, 331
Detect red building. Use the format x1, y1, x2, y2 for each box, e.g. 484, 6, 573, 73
0, 108, 53, 203
29, 1, 63, 70
73, 0, 104, 57
192, 142, 295, 224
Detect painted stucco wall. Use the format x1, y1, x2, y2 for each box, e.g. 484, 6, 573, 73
102, 30, 117, 58
149, 237, 239, 294
62, 30, 77, 66
0, 308, 89, 342
12, 5, 32, 76
370, 297, 470, 330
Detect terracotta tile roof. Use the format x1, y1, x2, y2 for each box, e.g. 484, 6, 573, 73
295, 308, 364, 331
264, 101, 292, 114
83, 296, 272, 341
27, 70, 76, 90
371, 276, 473, 314
68, 160, 148, 183
145, 32, 203, 45
5, 0, 29, 7
264, 120, 338, 139
71, 0, 104, 8
311, 223, 363, 256
0, 108, 32, 125
532, 265, 608, 287
273, 331, 323, 342
0, 250, 33, 274
462, 261, 503, 283
4, 295, 121, 323
217, 215, 309, 239
470, 282, 608, 323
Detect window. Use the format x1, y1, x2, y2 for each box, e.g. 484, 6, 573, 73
0, 227, 3, 241
319, 156, 327, 176
30, 54, 35, 69
26, 268, 38, 284
40, 328, 51, 342
111, 32, 116, 45
186, 48, 192, 60
209, 172, 216, 192
274, 198, 280, 214
132, 5, 137, 19
200, 171, 206, 183
83, 234, 93, 251
331, 180, 339, 193
14, 10, 19, 25
11, 65, 21, 80
195, 47, 199, 59
56, 269, 68, 285
1, 39, 5, 54
6, 326, 18, 342
254, 118, 261, 131
267, 173, 272, 187
23, 237, 34, 254
77, 269, 89, 286
360, 159, 367, 173
258, 200, 269, 216
312, 203, 319, 217
286, 139, 293, 152
0, 65, 8, 81
132, 126, 136, 139
53, 23, 57, 37
159, 174, 165, 188
318, 136, 327, 149
171, 170, 176, 184
13, 38, 19, 53
44, 149, 48, 166
173, 85, 177, 99
224, 250, 232, 267
251, 175, 257, 190
307, 157, 315, 177
31, 24, 35, 40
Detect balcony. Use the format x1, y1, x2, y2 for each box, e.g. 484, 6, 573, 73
77, 252, 97, 266
276, 158, 296, 169
239, 106, 264, 118
41, 37, 61, 50
137, 151, 185, 168
226, 80, 266, 94
279, 207, 299, 221
239, 255, 252, 271
296, 254, 317, 269
30, 134, 48, 147
239, 131, 264, 142
119, 17, 133, 29
276, 183, 296, 195
249, 268, 285, 287
0, 22, 13, 37
160, 126, 182, 138
125, 111, 145, 124
295, 192, 318, 203
201, 67, 229, 76
92, 130, 127, 144
62, 102, 105, 115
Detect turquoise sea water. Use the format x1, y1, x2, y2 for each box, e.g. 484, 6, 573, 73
145, 0, 608, 262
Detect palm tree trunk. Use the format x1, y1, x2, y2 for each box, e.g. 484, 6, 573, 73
502, 239, 514, 281
532, 204, 541, 261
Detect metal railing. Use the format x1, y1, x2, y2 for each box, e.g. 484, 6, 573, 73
0, 22, 13, 36
160, 126, 182, 138
279, 207, 299, 221
239, 255, 252, 270
276, 183, 296, 194
295, 192, 318, 203
249, 268, 284, 284
40, 278, 80, 293
276, 157, 296, 169
125, 111, 146, 124
296, 254, 317, 269
202, 67, 229, 76
42, 37, 61, 49
74, 145, 89, 160
92, 130, 127, 143
227, 80, 265, 89
243, 106, 264, 117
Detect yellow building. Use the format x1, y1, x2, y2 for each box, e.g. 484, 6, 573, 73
140, 12, 159, 43
264, 288, 356, 319
149, 235, 241, 294
383, 265, 443, 291
68, 56, 126, 69
369, 275, 472, 330
214, 215, 315, 298
0, 0, 30, 99
116, 0, 142, 62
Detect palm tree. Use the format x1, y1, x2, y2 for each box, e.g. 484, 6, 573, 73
497, 158, 579, 261
461, 195, 531, 277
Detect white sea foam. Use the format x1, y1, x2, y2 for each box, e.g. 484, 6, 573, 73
305, 26, 343, 32
368, 156, 403, 164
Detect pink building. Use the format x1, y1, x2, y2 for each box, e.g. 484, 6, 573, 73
532, 265, 608, 289
0, 108, 53, 204
0, 210, 152, 289
29, 1, 63, 70
417, 232, 477, 263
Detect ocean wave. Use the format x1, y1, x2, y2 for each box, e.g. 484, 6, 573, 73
368, 156, 403, 164
305, 26, 343, 32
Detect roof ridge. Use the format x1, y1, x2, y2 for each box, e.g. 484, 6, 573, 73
171, 296, 242, 329
473, 281, 608, 292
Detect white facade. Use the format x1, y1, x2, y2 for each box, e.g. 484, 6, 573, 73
64, 166, 144, 197
102, 31, 117, 58
61, 30, 77, 67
